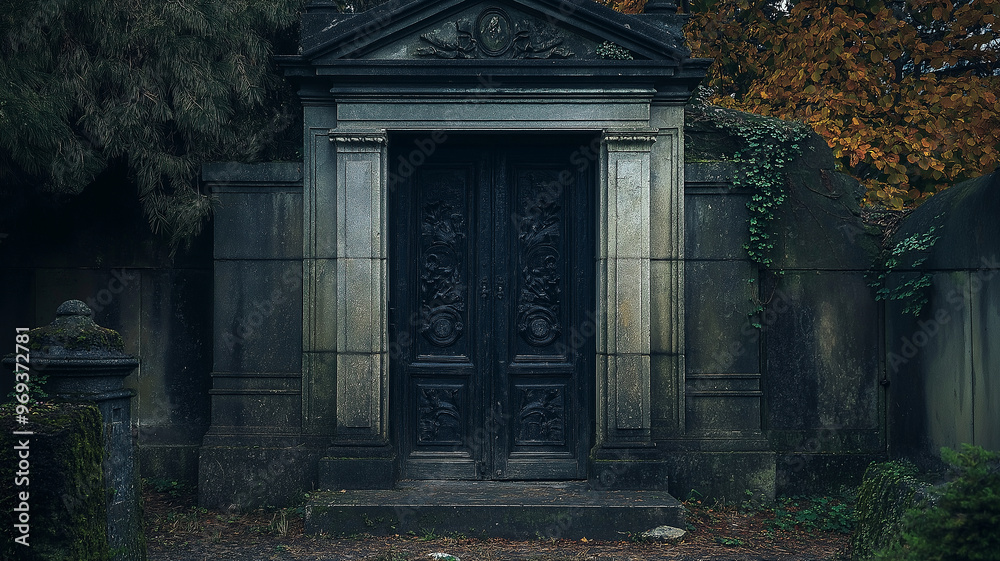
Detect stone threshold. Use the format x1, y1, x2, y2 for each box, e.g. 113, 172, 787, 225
305, 480, 684, 540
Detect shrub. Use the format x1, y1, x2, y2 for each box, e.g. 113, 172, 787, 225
877, 445, 1000, 561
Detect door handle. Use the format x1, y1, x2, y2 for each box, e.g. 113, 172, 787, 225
480, 276, 490, 299
496, 276, 505, 300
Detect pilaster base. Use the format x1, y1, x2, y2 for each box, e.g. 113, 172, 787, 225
589, 445, 669, 491
198, 435, 318, 509
318, 445, 396, 490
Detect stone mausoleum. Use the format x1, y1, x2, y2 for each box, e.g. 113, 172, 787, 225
202, 0, 708, 501
198, 0, 880, 516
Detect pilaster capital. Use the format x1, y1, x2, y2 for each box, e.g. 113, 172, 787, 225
329, 130, 388, 152
603, 130, 658, 152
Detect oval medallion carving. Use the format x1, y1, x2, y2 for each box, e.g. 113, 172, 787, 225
476, 8, 512, 56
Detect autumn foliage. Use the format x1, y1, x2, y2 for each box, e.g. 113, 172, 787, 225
601, 0, 1000, 209
682, 0, 1000, 209
597, 0, 647, 12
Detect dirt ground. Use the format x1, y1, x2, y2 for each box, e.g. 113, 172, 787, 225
144, 488, 852, 561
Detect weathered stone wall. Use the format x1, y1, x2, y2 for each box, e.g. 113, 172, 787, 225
2, 110, 892, 506
668, 105, 886, 500
198, 162, 315, 509
885, 171, 1000, 463
10, 104, 964, 507
764, 130, 885, 494
0, 173, 212, 487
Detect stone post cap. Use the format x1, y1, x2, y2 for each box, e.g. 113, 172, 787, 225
643, 0, 679, 14
2, 300, 138, 399
24, 300, 133, 361
56, 299, 95, 318
1, 299, 139, 407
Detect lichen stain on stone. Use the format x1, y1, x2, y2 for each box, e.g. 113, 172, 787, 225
618, 301, 633, 328
815, 299, 845, 415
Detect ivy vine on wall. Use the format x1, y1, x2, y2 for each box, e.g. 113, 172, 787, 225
727, 114, 810, 268
700, 106, 810, 324
870, 221, 941, 317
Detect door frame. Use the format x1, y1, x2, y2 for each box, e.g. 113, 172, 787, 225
387, 131, 598, 481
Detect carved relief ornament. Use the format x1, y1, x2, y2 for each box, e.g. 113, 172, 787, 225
416, 7, 574, 59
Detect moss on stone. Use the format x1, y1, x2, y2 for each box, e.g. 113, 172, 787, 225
850, 460, 928, 561
28, 317, 125, 355
0, 401, 111, 560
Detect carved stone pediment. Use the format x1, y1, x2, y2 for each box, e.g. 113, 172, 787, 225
415, 8, 574, 59
349, 3, 615, 61
287, 0, 710, 98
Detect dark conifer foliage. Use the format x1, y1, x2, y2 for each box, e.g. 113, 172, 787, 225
0, 0, 303, 251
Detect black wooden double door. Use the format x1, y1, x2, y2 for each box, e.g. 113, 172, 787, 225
390, 135, 594, 481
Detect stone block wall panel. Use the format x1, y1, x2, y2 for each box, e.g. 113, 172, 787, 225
765, 272, 881, 433
884, 171, 1000, 462
200, 163, 309, 506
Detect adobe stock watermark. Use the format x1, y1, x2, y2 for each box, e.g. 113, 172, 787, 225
886, 254, 1000, 373
227, 445, 310, 513
392, 400, 512, 526
544, 0, 583, 26
509, 135, 603, 232
11, 328, 33, 547
386, 131, 450, 194
384, 70, 508, 194
836, 222, 871, 244
552, 309, 598, 358
777, 422, 846, 489
342, 0, 407, 50
221, 267, 303, 352
86, 268, 139, 314
536, 447, 637, 541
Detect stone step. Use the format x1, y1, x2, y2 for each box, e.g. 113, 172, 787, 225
305, 480, 685, 541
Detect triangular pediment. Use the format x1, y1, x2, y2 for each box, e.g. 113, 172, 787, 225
300, 0, 689, 63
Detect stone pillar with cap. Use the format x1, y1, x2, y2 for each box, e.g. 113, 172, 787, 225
21, 300, 144, 561
640, 0, 690, 32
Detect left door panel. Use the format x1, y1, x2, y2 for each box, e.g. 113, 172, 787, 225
393, 152, 490, 480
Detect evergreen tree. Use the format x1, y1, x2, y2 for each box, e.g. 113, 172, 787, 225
0, 0, 303, 251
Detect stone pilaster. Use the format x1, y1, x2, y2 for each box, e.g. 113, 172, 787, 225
649, 105, 686, 438
327, 131, 389, 445
310, 131, 395, 489
597, 131, 657, 446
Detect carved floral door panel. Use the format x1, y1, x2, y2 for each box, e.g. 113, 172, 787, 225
391, 135, 593, 481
